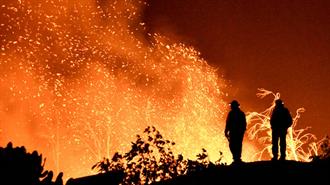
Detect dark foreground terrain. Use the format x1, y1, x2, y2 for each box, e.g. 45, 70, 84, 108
67, 159, 330, 185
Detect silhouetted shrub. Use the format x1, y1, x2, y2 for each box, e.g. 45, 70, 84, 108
0, 142, 63, 185
311, 136, 330, 161
93, 126, 224, 184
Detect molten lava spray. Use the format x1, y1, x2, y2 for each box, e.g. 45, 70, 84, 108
246, 89, 319, 162
0, 0, 256, 178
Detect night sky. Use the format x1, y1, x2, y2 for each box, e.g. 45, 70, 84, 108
144, 0, 330, 137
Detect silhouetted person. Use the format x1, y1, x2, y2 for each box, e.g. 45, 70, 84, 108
225, 100, 247, 163
270, 99, 293, 161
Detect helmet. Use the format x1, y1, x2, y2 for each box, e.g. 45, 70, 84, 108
275, 99, 283, 105
230, 100, 240, 108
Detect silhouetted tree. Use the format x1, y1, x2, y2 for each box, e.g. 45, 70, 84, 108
0, 142, 63, 185
92, 126, 224, 184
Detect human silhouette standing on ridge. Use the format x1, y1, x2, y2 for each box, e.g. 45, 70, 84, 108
225, 100, 247, 164
270, 99, 293, 161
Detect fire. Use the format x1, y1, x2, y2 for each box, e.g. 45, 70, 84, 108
0, 0, 257, 179
1, 1, 321, 180
246, 88, 318, 161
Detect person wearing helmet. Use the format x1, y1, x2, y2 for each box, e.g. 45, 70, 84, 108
225, 100, 247, 164
270, 99, 293, 161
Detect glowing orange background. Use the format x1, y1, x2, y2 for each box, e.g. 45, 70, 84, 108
0, 0, 258, 180
1, 0, 328, 181
144, 0, 330, 139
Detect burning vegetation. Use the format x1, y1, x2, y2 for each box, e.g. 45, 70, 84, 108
1, 0, 232, 178
0, 0, 328, 183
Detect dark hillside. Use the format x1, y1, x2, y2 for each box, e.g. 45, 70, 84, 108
154, 160, 330, 185
66, 159, 329, 185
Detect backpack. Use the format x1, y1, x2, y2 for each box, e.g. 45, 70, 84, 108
285, 108, 293, 128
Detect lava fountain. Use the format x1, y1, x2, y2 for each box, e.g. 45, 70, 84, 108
0, 0, 256, 178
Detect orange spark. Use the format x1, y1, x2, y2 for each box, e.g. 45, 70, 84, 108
1, 0, 258, 179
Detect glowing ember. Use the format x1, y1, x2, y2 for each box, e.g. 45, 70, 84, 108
0, 0, 258, 179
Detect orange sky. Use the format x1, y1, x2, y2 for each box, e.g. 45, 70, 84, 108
144, 0, 330, 138
0, 0, 327, 179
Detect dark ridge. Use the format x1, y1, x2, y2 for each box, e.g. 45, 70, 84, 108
153, 160, 330, 185
65, 160, 330, 185
66, 170, 124, 185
